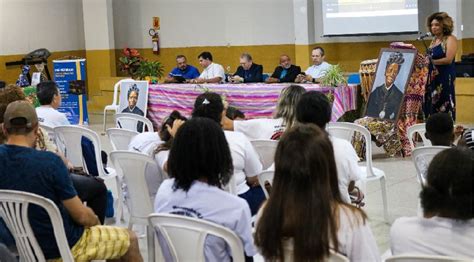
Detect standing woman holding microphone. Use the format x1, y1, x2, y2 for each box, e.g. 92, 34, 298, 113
424, 12, 457, 120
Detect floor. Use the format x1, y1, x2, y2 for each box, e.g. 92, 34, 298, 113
92, 112, 421, 260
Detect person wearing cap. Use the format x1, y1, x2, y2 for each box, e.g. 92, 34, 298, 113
0, 101, 143, 261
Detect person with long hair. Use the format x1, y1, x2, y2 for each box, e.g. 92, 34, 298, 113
255, 124, 379, 261
424, 12, 457, 120
391, 147, 473, 258
192, 92, 264, 215
154, 117, 256, 261
222, 84, 306, 140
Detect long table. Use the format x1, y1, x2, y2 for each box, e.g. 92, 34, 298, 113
147, 83, 357, 128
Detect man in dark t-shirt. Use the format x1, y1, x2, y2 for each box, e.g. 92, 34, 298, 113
0, 101, 142, 261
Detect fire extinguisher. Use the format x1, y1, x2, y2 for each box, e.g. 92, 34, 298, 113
149, 29, 160, 55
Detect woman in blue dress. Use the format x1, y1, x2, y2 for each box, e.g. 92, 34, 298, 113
424, 12, 457, 120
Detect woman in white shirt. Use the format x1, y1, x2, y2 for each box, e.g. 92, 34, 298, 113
390, 147, 474, 258
222, 84, 306, 140
255, 124, 380, 261
192, 92, 264, 215
154, 117, 256, 261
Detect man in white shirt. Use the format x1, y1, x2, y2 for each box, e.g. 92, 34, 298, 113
296, 91, 362, 203
191, 51, 226, 84
35, 81, 70, 127
296, 47, 331, 83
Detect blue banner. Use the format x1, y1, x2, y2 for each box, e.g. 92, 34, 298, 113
53, 59, 89, 125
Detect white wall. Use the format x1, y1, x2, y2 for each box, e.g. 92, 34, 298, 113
112, 0, 295, 49
0, 0, 85, 55
461, 0, 474, 38
82, 0, 115, 50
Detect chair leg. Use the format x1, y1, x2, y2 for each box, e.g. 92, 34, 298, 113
103, 109, 108, 132
380, 176, 389, 222
147, 226, 155, 262
115, 176, 124, 225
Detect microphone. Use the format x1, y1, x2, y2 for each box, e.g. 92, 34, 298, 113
417, 32, 432, 41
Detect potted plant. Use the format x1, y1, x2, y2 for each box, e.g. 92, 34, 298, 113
118, 48, 143, 78
320, 64, 347, 87
136, 60, 165, 84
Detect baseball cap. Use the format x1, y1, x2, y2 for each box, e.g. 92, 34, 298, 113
3, 101, 38, 129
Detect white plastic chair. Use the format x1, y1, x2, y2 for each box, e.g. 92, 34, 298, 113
0, 190, 74, 262
110, 151, 158, 262
103, 79, 132, 132
53, 125, 123, 222
258, 170, 274, 199
115, 113, 154, 133
106, 128, 139, 151
411, 146, 450, 186
327, 122, 389, 222
250, 139, 278, 170
407, 123, 432, 150
148, 213, 245, 262
385, 255, 471, 262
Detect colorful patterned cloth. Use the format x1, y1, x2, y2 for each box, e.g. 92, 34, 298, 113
147, 83, 357, 128
355, 44, 430, 157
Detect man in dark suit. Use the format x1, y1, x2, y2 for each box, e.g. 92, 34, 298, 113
366, 52, 405, 120
230, 53, 263, 83
266, 55, 301, 83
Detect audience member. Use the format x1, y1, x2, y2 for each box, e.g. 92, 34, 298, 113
390, 147, 473, 258
154, 117, 256, 261
0, 101, 142, 261
164, 55, 200, 83
223, 84, 306, 140
35, 81, 70, 127
425, 112, 455, 146
255, 124, 380, 261
230, 53, 263, 83
295, 47, 331, 83
0, 85, 107, 223
226, 106, 245, 120
192, 92, 264, 215
191, 51, 225, 84
296, 91, 363, 203
266, 55, 301, 83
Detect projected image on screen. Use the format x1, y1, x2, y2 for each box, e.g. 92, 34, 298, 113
322, 0, 419, 36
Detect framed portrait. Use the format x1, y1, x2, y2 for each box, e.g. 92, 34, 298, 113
364, 48, 417, 121
119, 80, 149, 117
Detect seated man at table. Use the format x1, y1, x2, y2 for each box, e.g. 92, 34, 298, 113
164, 55, 200, 83
266, 54, 301, 83
191, 51, 225, 84
229, 53, 263, 83
295, 47, 331, 83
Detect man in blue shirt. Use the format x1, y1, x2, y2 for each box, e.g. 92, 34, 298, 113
0, 101, 142, 261
164, 55, 200, 83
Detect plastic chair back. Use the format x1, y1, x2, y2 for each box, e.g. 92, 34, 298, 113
148, 213, 245, 262
39, 124, 56, 145
411, 146, 449, 185
250, 139, 278, 170
112, 79, 133, 108
115, 113, 154, 133
54, 125, 105, 176
282, 240, 349, 261
0, 190, 74, 262
110, 151, 156, 225
385, 255, 471, 262
258, 170, 274, 199
327, 122, 375, 176
106, 128, 139, 151
407, 123, 432, 150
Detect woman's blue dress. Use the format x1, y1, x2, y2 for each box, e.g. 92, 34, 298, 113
424, 40, 456, 120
